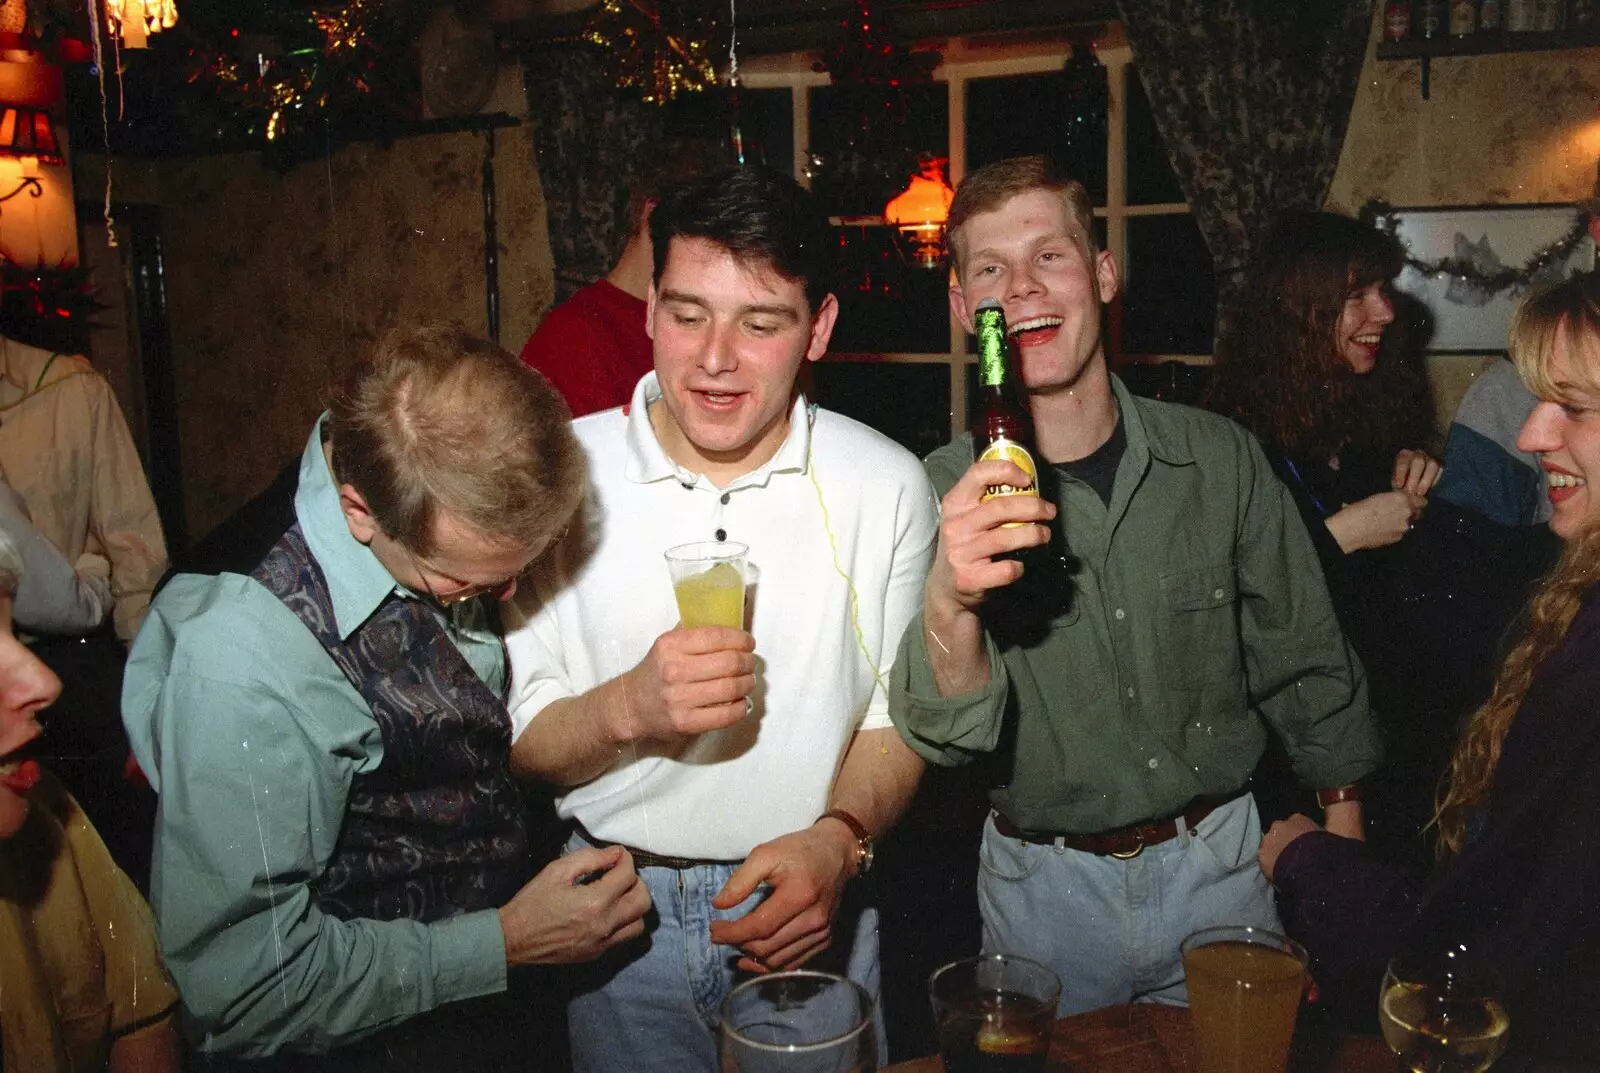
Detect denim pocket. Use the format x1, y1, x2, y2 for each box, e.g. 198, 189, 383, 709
978, 817, 1048, 882
1189, 799, 1261, 875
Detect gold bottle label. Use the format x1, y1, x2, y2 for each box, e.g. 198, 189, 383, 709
978, 437, 1040, 511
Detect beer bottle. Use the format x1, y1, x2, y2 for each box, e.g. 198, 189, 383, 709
970, 298, 1041, 514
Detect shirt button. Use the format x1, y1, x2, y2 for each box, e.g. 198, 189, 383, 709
715, 528, 727, 541
1126, 686, 1135, 699
1212, 588, 1226, 600
1114, 608, 1126, 620
720, 492, 731, 505
1147, 757, 1160, 770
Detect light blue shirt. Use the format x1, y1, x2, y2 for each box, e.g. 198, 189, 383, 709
122, 419, 508, 1059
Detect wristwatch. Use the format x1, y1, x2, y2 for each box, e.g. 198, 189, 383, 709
820, 808, 874, 877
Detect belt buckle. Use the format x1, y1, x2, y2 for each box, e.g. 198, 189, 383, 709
1108, 828, 1145, 860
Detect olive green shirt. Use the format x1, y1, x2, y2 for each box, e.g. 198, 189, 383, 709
889, 377, 1380, 834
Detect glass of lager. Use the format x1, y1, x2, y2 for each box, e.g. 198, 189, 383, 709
664, 541, 749, 629
1182, 925, 1308, 1073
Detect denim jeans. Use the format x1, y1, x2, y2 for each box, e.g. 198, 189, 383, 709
564, 833, 886, 1073
977, 794, 1281, 1015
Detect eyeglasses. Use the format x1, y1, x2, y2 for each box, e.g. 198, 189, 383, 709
401, 546, 528, 607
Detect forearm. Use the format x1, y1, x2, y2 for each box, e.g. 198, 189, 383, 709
1322, 798, 1364, 840
168, 889, 505, 1057
510, 675, 635, 786
922, 595, 991, 698
826, 726, 925, 837
1323, 506, 1364, 554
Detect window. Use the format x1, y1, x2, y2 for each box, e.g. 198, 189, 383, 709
741, 31, 1215, 452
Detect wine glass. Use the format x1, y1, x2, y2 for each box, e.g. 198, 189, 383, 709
719, 970, 877, 1073
1378, 945, 1509, 1072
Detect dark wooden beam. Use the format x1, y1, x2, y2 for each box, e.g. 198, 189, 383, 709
495, 0, 1118, 55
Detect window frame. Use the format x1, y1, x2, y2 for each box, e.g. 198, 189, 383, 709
739, 33, 1204, 443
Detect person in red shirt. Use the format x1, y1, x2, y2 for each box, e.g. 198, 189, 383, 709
522, 151, 721, 416
520, 229, 654, 417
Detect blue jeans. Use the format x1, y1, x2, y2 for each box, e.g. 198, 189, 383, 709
564, 834, 886, 1073
977, 794, 1280, 1015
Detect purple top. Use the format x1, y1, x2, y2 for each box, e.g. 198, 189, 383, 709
1275, 589, 1600, 1063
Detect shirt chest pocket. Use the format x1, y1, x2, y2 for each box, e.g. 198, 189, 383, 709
1156, 565, 1242, 688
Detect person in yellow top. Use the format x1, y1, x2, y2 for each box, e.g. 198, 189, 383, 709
0, 333, 170, 887
0, 527, 181, 1072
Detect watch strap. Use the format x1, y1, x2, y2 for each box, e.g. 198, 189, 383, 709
820, 808, 873, 876
1316, 784, 1362, 808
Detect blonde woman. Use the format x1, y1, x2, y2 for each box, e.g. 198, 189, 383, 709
1259, 270, 1600, 1064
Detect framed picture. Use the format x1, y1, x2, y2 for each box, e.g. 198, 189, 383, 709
1370, 204, 1595, 353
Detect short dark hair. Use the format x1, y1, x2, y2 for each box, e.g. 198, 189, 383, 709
649, 166, 835, 312
327, 323, 585, 556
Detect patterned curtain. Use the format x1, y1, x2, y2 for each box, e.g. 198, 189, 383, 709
523, 47, 663, 303
1114, 0, 1374, 354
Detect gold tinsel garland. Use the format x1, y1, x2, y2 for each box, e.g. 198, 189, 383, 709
579, 0, 719, 105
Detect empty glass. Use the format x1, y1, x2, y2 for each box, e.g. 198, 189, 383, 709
719, 970, 877, 1073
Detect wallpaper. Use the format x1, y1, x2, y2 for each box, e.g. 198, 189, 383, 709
80, 124, 554, 544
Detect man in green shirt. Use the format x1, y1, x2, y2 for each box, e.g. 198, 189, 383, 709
123, 326, 651, 1068
888, 157, 1379, 1013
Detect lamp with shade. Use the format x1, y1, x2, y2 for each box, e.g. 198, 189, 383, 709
103, 0, 178, 49
884, 155, 954, 270
0, 103, 57, 202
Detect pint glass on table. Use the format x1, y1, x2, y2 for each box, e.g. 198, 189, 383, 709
928, 953, 1060, 1073
1181, 925, 1307, 1073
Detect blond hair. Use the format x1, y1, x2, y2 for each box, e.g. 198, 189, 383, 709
327, 323, 584, 557
945, 155, 1098, 275
1434, 271, 1600, 856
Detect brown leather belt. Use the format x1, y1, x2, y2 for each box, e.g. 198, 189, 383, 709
991, 792, 1246, 859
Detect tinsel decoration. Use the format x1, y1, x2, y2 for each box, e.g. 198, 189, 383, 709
813, 0, 938, 88
806, 0, 942, 215
580, 0, 718, 105
186, 0, 432, 144
0, 260, 102, 353
1365, 200, 1594, 299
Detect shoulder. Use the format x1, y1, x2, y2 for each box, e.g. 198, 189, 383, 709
811, 408, 933, 491
570, 407, 630, 456
17, 347, 106, 396
522, 290, 606, 360
1131, 394, 1270, 471
921, 434, 976, 497
130, 573, 322, 688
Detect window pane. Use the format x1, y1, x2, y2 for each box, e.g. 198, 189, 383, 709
966, 71, 1106, 205
808, 84, 948, 217
1125, 66, 1186, 206
1122, 214, 1216, 356
827, 225, 950, 354
808, 361, 951, 460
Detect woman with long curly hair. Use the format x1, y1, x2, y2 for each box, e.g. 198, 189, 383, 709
1258, 270, 1600, 1064
1207, 211, 1441, 560
1208, 212, 1447, 862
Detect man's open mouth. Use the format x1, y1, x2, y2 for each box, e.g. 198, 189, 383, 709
1008, 316, 1064, 344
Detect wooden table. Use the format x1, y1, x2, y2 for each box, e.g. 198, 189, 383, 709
884, 1003, 1394, 1073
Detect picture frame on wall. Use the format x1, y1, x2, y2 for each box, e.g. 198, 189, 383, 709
1370, 203, 1596, 354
